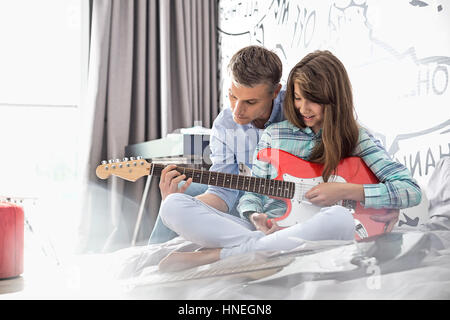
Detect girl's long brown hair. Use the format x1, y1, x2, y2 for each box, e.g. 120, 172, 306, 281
284, 50, 359, 182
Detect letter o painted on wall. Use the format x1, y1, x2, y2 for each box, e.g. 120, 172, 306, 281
432, 65, 448, 95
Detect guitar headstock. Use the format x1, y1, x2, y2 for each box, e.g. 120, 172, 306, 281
95, 157, 151, 182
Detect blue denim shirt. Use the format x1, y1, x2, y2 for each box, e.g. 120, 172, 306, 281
205, 89, 286, 212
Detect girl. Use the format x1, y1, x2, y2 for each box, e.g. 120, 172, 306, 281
158, 50, 422, 272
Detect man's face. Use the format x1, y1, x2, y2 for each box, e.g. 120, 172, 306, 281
228, 82, 279, 126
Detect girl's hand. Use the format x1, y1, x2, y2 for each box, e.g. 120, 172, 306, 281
305, 182, 345, 206
249, 213, 281, 235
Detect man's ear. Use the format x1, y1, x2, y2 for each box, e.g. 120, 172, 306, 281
272, 83, 282, 99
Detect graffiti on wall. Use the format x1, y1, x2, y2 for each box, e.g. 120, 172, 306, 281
218, 0, 450, 189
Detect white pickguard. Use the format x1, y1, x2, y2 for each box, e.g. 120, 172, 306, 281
278, 173, 347, 227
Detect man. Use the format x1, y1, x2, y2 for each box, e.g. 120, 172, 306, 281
149, 45, 399, 244
149, 45, 285, 244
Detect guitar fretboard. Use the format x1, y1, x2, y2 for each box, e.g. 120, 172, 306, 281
150, 164, 295, 199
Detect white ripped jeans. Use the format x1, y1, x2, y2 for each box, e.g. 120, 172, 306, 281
159, 193, 355, 259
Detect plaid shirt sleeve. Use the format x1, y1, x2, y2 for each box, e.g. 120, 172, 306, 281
237, 129, 272, 218
356, 128, 422, 209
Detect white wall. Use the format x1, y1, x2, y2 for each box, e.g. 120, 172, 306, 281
218, 0, 450, 187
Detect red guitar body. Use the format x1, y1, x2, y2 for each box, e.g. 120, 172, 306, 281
257, 148, 387, 240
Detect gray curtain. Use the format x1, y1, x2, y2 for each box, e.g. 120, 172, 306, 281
78, 0, 219, 253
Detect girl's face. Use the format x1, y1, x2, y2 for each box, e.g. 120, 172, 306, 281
294, 82, 324, 134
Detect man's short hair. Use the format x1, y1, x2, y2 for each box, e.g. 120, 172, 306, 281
227, 45, 282, 92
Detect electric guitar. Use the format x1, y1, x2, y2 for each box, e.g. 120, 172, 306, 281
95, 148, 387, 240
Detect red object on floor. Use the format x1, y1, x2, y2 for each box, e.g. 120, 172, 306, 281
0, 202, 24, 279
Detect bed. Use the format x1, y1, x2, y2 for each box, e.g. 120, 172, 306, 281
9, 157, 444, 300
59, 157, 449, 300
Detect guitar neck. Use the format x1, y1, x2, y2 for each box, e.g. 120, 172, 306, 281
150, 164, 295, 199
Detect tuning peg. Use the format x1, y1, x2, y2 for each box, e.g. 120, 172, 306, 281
108, 159, 114, 164
122, 157, 129, 162
101, 160, 107, 165
136, 156, 142, 160
115, 159, 121, 163
130, 157, 135, 161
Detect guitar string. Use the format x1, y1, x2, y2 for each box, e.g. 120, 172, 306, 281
151, 164, 327, 198
149, 164, 354, 207
150, 164, 355, 206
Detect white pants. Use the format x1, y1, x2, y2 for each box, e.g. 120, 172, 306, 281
160, 193, 355, 259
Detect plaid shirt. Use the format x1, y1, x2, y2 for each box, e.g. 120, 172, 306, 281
237, 120, 422, 219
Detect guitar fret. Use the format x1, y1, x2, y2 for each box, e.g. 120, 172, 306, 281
275, 180, 279, 197
284, 181, 288, 198
278, 180, 282, 197
257, 178, 261, 193
258, 178, 261, 194
293, 182, 296, 198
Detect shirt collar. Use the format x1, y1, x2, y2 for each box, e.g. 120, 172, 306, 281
259, 88, 285, 129
247, 102, 280, 130
264, 102, 280, 128
296, 125, 322, 138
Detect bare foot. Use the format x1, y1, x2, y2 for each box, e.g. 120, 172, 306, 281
158, 248, 221, 272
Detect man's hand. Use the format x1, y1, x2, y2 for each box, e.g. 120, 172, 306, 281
249, 213, 281, 235
370, 209, 400, 232
158, 164, 193, 201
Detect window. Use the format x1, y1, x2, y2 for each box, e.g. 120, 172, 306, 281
0, 0, 87, 258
